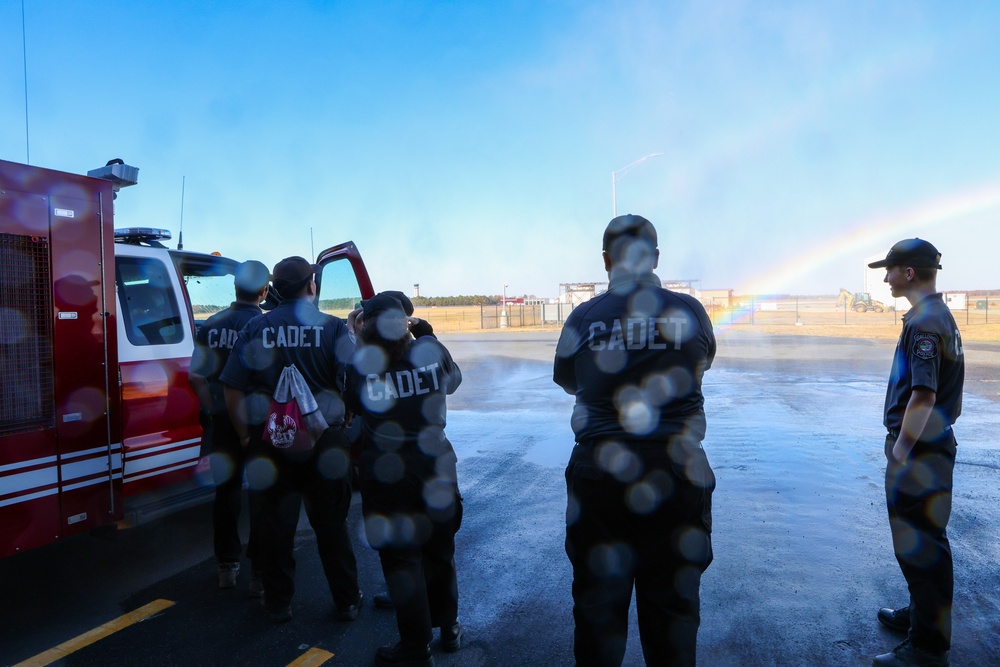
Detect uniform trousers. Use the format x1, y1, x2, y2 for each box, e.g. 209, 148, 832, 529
884, 431, 956, 654
361, 466, 462, 649
209, 411, 259, 567
565, 437, 715, 667
249, 426, 359, 613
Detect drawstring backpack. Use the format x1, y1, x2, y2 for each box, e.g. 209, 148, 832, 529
263, 364, 329, 451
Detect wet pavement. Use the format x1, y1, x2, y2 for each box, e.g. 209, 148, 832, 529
1, 330, 998, 666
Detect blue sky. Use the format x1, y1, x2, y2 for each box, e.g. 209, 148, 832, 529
2, 1, 998, 298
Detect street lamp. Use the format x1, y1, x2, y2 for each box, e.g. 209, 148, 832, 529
500, 283, 508, 328
612, 153, 665, 217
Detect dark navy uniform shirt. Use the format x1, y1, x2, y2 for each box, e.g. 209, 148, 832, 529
220, 298, 355, 426
345, 336, 462, 472
190, 301, 262, 414
553, 272, 716, 443
884, 293, 964, 439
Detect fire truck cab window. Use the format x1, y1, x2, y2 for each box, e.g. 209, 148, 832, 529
117, 257, 184, 346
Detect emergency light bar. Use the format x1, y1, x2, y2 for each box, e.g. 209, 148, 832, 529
114, 227, 172, 246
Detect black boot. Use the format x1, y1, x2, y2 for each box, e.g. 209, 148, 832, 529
374, 642, 434, 667
440, 620, 462, 652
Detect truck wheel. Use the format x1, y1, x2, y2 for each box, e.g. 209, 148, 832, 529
854, 304, 867, 312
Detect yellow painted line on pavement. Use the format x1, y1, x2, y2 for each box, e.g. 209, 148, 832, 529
14, 599, 175, 667
287, 647, 335, 666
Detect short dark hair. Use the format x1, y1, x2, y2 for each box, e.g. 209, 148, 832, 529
235, 286, 264, 302
603, 214, 657, 252
913, 267, 937, 282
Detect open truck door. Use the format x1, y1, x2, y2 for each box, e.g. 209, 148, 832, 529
315, 241, 375, 311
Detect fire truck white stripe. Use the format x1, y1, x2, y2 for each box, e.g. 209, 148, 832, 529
124, 438, 201, 458
123, 446, 201, 476
124, 460, 200, 484
60, 444, 122, 460
0, 467, 59, 495
0, 455, 58, 474
0, 487, 59, 508
60, 457, 113, 481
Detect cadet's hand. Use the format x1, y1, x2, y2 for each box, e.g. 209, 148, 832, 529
347, 307, 363, 335
891, 438, 913, 464
408, 317, 435, 339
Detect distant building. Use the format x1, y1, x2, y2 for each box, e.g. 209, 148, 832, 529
559, 282, 606, 305
699, 289, 734, 309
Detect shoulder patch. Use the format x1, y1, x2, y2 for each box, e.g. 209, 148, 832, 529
912, 332, 940, 360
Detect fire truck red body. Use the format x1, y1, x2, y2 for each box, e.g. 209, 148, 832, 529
0, 158, 374, 558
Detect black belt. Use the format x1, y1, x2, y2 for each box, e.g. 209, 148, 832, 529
887, 426, 951, 442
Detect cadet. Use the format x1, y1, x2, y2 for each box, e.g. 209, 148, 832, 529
554, 214, 716, 667
189, 260, 270, 592
220, 256, 362, 623
347, 293, 463, 667
868, 239, 964, 667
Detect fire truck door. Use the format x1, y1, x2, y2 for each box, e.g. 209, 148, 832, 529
49, 194, 117, 541
0, 190, 61, 557
315, 241, 375, 309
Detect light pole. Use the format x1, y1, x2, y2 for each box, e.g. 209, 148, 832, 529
500, 283, 508, 328
612, 152, 664, 216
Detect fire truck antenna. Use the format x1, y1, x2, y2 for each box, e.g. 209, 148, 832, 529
21, 0, 30, 164
178, 175, 185, 250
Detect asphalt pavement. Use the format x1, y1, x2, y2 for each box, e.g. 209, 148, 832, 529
1, 330, 998, 666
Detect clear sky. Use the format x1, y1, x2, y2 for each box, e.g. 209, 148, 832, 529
2, 1, 998, 298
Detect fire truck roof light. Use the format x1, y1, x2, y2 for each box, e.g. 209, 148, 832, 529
87, 159, 139, 190
114, 228, 173, 245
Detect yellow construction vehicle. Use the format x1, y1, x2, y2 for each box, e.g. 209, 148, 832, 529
836, 288, 889, 312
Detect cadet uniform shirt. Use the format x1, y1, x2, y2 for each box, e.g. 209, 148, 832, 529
554, 272, 716, 443
346, 336, 462, 465
190, 301, 262, 414
884, 293, 964, 439
219, 298, 355, 426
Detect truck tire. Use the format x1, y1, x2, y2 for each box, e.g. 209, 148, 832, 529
854, 303, 867, 312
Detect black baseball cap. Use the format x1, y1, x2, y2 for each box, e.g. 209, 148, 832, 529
234, 260, 271, 293
867, 238, 942, 270
271, 256, 317, 296
380, 290, 414, 316
363, 292, 406, 319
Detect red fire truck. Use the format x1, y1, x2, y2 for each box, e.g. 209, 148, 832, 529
0, 158, 374, 558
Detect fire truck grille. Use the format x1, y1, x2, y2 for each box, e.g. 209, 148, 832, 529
0, 233, 55, 437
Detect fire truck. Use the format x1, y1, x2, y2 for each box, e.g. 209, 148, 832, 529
0, 158, 374, 558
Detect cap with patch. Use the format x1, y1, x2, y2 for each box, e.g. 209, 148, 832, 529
234, 260, 271, 293
868, 238, 942, 270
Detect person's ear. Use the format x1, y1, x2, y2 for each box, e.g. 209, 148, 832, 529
603, 251, 612, 272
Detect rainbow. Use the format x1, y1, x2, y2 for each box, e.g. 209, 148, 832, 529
738, 180, 1000, 296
